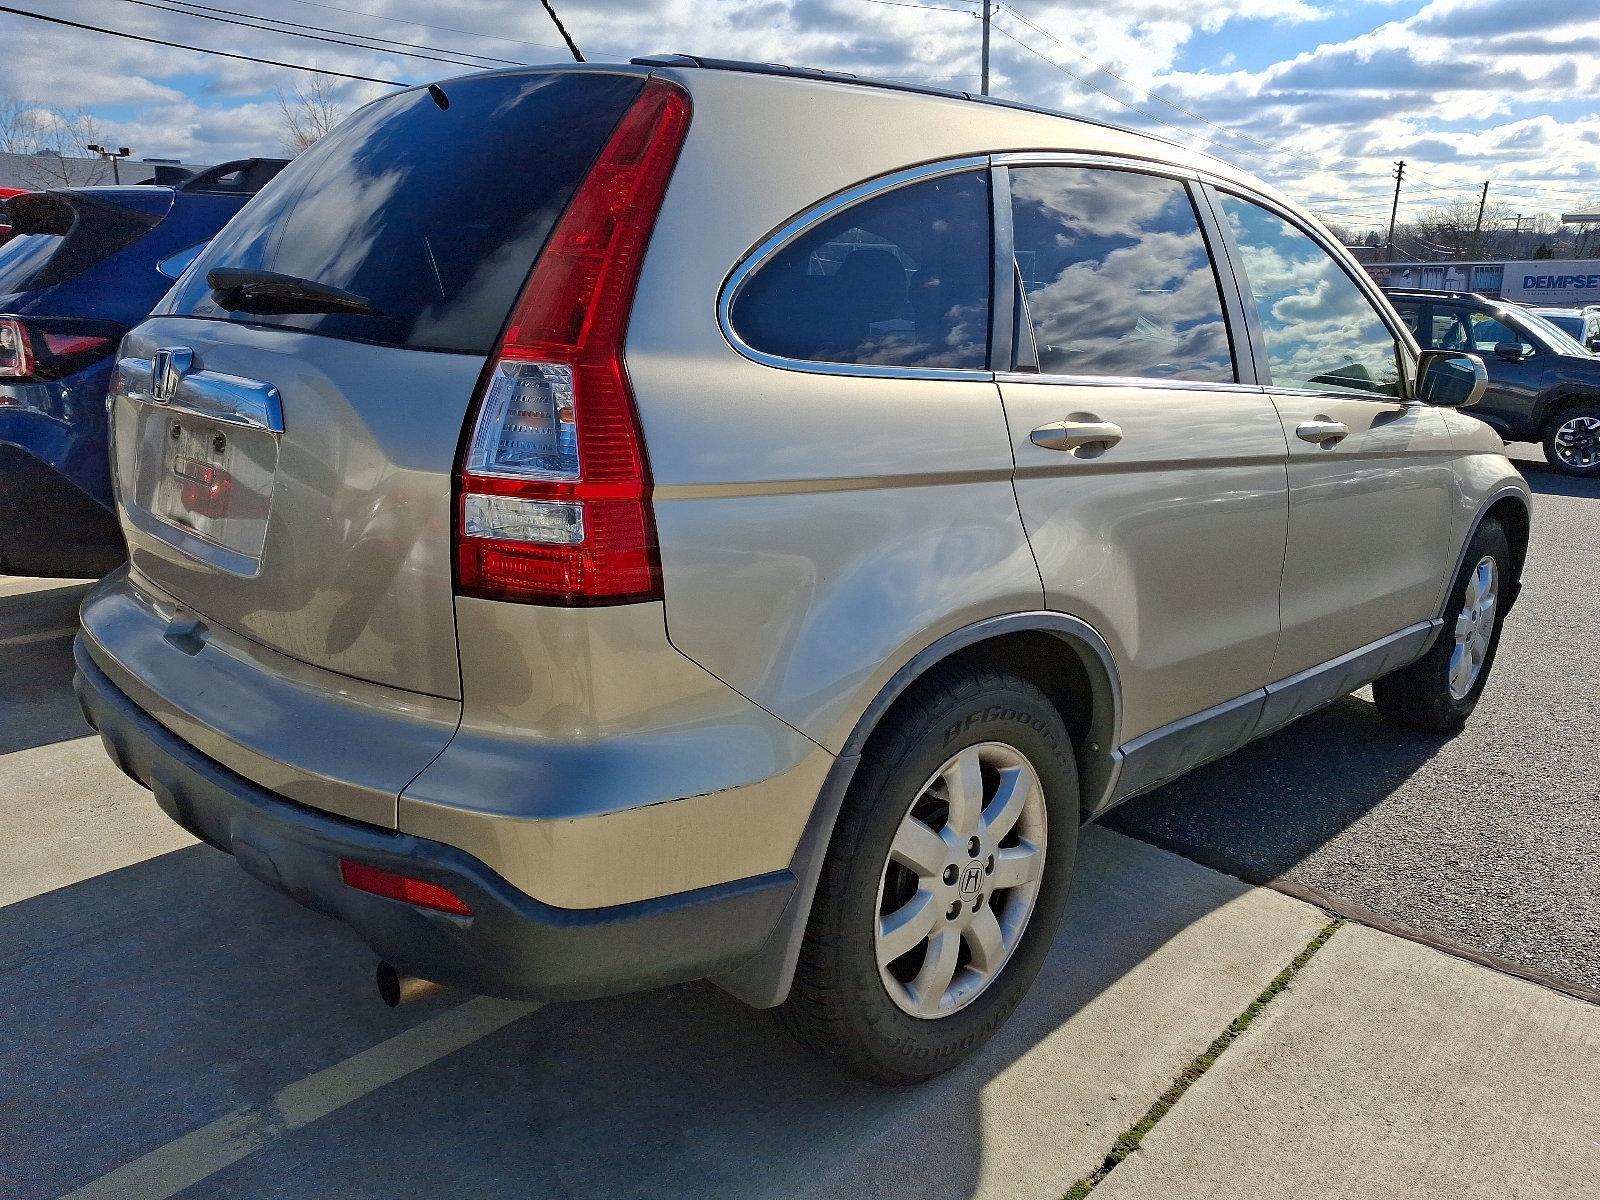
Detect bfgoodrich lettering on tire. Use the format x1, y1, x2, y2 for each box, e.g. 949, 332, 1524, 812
775, 663, 1079, 1084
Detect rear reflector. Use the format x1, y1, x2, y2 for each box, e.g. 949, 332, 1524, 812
339, 859, 474, 916
455, 78, 691, 606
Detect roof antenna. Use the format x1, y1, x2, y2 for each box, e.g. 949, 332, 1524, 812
539, 0, 585, 62
427, 84, 450, 110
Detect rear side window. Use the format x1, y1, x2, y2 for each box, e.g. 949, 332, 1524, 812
164, 72, 646, 355
1219, 194, 1403, 398
729, 169, 991, 371
1008, 166, 1234, 382
0, 232, 63, 295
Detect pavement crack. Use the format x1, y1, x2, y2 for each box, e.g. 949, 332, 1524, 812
1062, 918, 1344, 1200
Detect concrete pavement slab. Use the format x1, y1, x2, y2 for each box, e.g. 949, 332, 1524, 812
1092, 922, 1600, 1200
163, 830, 1327, 1200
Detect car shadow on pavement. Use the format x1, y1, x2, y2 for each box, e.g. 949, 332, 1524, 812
4, 818, 1314, 1200
1106, 693, 1446, 885
1509, 455, 1600, 500
0, 580, 96, 755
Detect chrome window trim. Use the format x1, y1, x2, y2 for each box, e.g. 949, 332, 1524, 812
993, 150, 1201, 180
997, 371, 1267, 395
717, 155, 996, 382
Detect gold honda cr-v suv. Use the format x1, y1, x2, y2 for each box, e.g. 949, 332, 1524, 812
76, 56, 1530, 1083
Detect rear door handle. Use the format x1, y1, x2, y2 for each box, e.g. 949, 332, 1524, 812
1295, 419, 1350, 446
1030, 420, 1124, 453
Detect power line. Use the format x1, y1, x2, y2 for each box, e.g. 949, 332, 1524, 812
259, 0, 572, 55
160, 0, 522, 65
0, 4, 409, 86
858, 0, 978, 12
987, 19, 1213, 150
110, 0, 512, 70
999, 1, 1329, 172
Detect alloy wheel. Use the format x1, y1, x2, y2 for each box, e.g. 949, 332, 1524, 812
1552, 415, 1600, 469
1449, 555, 1498, 701
873, 742, 1048, 1019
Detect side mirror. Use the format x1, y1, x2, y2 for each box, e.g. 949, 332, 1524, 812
1494, 341, 1530, 363
1416, 350, 1487, 408
1586, 336, 1600, 354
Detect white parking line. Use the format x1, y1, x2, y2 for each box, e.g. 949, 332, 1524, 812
0, 626, 78, 647
60, 997, 538, 1200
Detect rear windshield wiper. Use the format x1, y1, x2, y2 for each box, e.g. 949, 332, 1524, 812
207, 268, 381, 317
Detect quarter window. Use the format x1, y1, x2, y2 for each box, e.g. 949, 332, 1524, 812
1008, 167, 1234, 382
729, 169, 991, 371
1219, 194, 1403, 397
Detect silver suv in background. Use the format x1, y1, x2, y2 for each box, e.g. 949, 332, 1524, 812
76, 58, 1529, 1084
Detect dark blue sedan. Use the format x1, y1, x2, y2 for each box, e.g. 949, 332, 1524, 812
0, 158, 285, 576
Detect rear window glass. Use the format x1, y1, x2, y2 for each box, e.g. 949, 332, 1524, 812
164, 72, 645, 355
729, 170, 992, 371
0, 232, 64, 296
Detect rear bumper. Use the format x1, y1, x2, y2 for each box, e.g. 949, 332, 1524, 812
75, 638, 795, 1002
0, 442, 123, 577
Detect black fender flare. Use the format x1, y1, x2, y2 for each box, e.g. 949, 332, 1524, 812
714, 611, 1124, 1009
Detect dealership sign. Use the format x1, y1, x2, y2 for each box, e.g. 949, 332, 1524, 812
1500, 260, 1600, 307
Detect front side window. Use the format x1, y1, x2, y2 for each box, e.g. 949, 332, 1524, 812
729, 169, 991, 371
1219, 194, 1404, 398
1008, 166, 1234, 382
1468, 311, 1523, 354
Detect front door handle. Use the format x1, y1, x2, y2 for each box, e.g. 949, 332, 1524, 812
1030, 420, 1124, 453
1296, 419, 1350, 447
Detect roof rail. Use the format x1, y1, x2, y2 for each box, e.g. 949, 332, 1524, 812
629, 54, 1181, 149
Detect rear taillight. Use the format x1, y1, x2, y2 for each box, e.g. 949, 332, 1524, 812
455, 78, 691, 606
0, 314, 123, 381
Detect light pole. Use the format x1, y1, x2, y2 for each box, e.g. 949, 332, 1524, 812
85, 144, 134, 185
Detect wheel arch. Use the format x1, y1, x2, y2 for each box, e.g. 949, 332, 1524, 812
1450, 486, 1531, 620
714, 612, 1123, 1009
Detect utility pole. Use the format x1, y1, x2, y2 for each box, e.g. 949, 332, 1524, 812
1470, 180, 1488, 259
980, 0, 992, 96
1386, 160, 1404, 260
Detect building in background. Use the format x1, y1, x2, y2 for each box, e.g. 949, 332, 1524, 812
0, 152, 204, 191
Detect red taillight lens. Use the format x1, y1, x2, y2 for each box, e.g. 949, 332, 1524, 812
455, 78, 691, 606
0, 314, 122, 381
339, 859, 474, 917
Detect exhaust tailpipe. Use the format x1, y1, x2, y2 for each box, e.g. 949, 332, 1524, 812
376, 960, 444, 1008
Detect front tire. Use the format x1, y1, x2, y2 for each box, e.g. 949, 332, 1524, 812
776, 664, 1078, 1084
1373, 519, 1510, 734
1542, 404, 1600, 477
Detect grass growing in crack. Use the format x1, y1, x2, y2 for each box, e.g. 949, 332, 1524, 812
1062, 919, 1344, 1199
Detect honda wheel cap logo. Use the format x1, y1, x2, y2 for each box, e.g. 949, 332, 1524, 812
151, 347, 193, 403
959, 862, 984, 898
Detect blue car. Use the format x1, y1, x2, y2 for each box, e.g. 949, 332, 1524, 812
0, 158, 285, 576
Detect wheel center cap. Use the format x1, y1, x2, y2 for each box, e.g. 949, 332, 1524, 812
958, 861, 985, 899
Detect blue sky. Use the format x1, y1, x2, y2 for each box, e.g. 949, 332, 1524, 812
1, 0, 1596, 234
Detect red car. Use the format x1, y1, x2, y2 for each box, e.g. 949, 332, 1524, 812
0, 187, 26, 244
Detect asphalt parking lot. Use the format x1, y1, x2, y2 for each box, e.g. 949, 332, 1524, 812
1111, 445, 1600, 995
1, 448, 1596, 1197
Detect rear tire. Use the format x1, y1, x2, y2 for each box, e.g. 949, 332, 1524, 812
1542, 404, 1600, 477
1372, 519, 1510, 734
775, 664, 1078, 1084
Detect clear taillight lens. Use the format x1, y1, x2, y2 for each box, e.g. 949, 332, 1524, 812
465, 361, 579, 481
0, 317, 32, 378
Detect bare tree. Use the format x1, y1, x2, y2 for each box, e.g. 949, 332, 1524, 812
277, 78, 345, 156
0, 94, 110, 188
